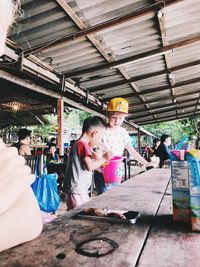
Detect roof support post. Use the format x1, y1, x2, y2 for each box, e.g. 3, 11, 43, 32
57, 98, 64, 156
138, 128, 141, 157
60, 74, 65, 92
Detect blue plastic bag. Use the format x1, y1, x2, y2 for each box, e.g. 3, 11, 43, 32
32, 173, 60, 212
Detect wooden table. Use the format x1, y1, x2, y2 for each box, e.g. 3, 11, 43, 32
0, 168, 198, 267
137, 184, 200, 267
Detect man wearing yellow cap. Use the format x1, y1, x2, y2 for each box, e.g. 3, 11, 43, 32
94, 97, 153, 193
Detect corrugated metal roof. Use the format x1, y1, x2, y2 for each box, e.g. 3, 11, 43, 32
0, 81, 55, 128
0, 0, 199, 127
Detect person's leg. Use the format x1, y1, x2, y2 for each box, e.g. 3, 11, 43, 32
94, 171, 106, 194
66, 192, 89, 211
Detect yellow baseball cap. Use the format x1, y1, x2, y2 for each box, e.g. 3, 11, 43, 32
107, 97, 129, 114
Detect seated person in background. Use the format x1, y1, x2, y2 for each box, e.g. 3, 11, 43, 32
147, 138, 160, 161
46, 143, 65, 194
155, 134, 171, 168
47, 143, 60, 162
0, 0, 42, 252
13, 129, 32, 156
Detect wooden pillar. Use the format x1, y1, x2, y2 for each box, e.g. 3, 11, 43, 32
137, 128, 141, 154
57, 99, 64, 156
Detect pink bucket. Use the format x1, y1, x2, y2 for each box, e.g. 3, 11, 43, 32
171, 149, 187, 160
103, 156, 123, 183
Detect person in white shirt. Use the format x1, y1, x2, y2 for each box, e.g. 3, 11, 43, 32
95, 97, 154, 193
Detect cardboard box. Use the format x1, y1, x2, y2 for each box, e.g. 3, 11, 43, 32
171, 161, 190, 222
188, 161, 200, 196
172, 190, 190, 209
171, 161, 189, 190
173, 208, 190, 222
190, 209, 200, 231
190, 196, 200, 210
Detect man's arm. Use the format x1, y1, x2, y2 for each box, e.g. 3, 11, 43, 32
125, 142, 157, 168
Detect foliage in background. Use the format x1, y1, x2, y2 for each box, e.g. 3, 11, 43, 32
143, 117, 197, 143
64, 109, 91, 130
77, 110, 91, 125
24, 109, 200, 146
31, 109, 91, 139
30, 115, 57, 138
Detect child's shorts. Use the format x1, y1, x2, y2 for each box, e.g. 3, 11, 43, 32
66, 192, 89, 211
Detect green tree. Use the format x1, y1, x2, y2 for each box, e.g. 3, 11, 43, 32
143, 117, 197, 144
77, 110, 91, 125
31, 115, 57, 139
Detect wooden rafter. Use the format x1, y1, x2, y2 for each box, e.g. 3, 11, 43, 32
135, 111, 200, 125
193, 94, 200, 116
28, 111, 45, 125
55, 0, 157, 121
130, 102, 197, 121
129, 98, 197, 116
103, 76, 200, 100
128, 89, 200, 109
10, 113, 27, 126
23, 0, 182, 56
89, 59, 200, 93
65, 34, 200, 77
152, 0, 178, 118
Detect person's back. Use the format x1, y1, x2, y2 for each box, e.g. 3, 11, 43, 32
64, 140, 92, 197
147, 138, 160, 161
13, 129, 32, 156
155, 135, 171, 168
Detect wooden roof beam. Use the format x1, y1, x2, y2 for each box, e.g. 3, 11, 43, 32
135, 111, 200, 125
65, 34, 200, 77
23, 0, 181, 56
0, 69, 105, 118
10, 113, 27, 126
28, 111, 45, 125
55, 0, 112, 63
152, 0, 177, 116
89, 59, 200, 93
128, 98, 196, 117
55, 0, 155, 120
129, 102, 198, 121
102, 76, 200, 101
129, 88, 200, 109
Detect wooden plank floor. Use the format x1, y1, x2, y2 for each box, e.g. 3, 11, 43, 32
0, 169, 170, 267
137, 184, 200, 267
